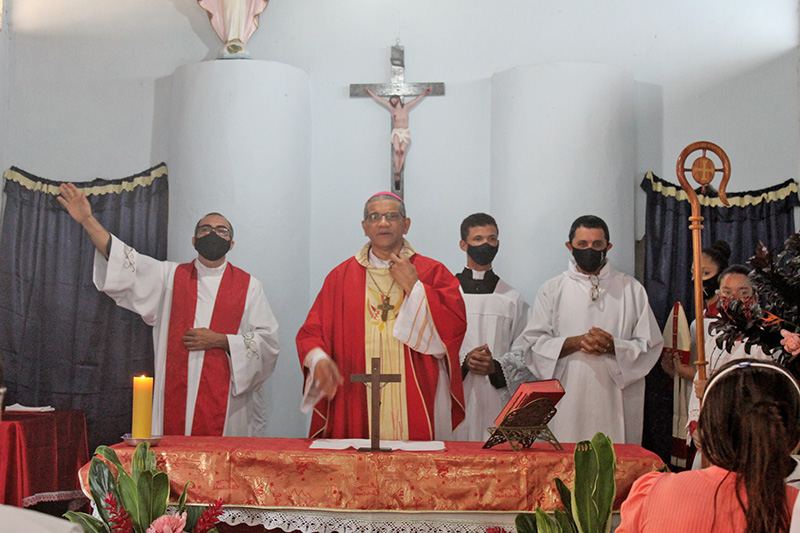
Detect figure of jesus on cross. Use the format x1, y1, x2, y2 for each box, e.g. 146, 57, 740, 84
364, 87, 432, 189
351, 44, 444, 198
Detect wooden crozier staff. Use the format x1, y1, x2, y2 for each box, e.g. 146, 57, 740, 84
675, 142, 731, 384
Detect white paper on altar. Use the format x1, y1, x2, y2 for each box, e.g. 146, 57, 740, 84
5, 403, 55, 412
309, 439, 445, 451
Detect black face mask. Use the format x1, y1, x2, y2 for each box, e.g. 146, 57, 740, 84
702, 275, 720, 300
572, 247, 606, 273
194, 233, 231, 262
467, 242, 499, 266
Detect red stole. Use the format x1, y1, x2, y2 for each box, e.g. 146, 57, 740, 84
296, 253, 466, 440
163, 261, 250, 436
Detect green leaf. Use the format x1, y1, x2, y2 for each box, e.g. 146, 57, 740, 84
130, 442, 152, 484
185, 505, 206, 531
553, 477, 575, 525
590, 432, 617, 532
151, 471, 170, 520
534, 507, 562, 533
87, 457, 116, 524
117, 471, 143, 533
137, 470, 156, 527
554, 510, 577, 533
177, 481, 193, 514
94, 446, 124, 470
63, 511, 111, 533
571, 439, 599, 533
516, 512, 539, 533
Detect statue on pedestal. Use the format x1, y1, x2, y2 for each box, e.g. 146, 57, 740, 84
197, 0, 270, 59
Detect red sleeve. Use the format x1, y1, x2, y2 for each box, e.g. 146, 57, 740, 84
296, 271, 335, 369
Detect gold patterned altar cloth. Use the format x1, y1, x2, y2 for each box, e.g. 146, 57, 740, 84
79, 437, 663, 512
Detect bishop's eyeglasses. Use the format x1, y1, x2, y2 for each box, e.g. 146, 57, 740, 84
196, 224, 232, 239
365, 212, 403, 224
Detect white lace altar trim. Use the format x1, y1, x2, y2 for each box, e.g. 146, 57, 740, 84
217, 508, 519, 533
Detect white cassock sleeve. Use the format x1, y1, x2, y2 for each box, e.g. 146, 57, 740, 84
601, 284, 664, 390
509, 293, 533, 352
495, 293, 536, 395
392, 280, 451, 440
393, 280, 446, 357
227, 278, 280, 397
93, 235, 175, 324
515, 283, 565, 380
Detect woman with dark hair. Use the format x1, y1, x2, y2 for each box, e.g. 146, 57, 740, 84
618, 359, 800, 532
699, 241, 731, 312
662, 242, 730, 380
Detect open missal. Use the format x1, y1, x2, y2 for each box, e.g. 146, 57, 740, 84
493, 379, 565, 426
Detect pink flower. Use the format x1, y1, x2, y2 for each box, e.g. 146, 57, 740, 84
146, 512, 187, 533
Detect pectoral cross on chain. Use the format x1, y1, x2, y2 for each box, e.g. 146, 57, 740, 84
350, 43, 444, 199
350, 357, 402, 452
377, 296, 394, 322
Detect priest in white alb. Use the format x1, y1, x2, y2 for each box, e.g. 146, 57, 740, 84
501, 215, 662, 444
58, 183, 280, 437
451, 213, 531, 441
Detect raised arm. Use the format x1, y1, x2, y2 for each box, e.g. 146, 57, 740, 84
404, 87, 432, 109
364, 88, 393, 110
58, 183, 111, 259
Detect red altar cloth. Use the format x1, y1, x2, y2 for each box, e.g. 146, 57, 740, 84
79, 437, 663, 513
1, 409, 90, 507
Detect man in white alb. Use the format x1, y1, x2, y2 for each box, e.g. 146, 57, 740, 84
451, 213, 531, 441
58, 183, 280, 437
502, 215, 662, 444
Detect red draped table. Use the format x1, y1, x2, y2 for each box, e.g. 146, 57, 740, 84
1, 409, 90, 507
79, 437, 663, 532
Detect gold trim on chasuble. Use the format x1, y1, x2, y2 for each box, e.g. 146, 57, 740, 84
357, 242, 414, 440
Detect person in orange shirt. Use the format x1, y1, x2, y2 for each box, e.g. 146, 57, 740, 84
618, 359, 800, 533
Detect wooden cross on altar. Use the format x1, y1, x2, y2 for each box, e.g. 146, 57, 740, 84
350, 357, 402, 452
350, 43, 445, 199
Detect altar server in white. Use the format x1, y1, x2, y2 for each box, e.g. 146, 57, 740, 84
505, 215, 662, 445
58, 183, 279, 437
451, 213, 531, 441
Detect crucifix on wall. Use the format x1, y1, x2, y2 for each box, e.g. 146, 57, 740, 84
350, 43, 445, 199
350, 357, 402, 452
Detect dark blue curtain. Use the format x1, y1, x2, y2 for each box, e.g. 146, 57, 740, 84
0, 164, 168, 451
640, 171, 799, 463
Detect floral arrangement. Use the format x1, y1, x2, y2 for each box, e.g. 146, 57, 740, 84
711, 233, 800, 371
65, 442, 223, 533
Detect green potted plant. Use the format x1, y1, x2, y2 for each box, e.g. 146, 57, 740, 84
515, 432, 617, 533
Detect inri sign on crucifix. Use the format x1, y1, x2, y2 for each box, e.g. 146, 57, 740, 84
350, 44, 445, 199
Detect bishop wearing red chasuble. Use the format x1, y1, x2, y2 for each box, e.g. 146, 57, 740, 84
297, 192, 466, 440
58, 184, 280, 437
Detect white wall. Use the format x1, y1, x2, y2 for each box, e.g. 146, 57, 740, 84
0, 1, 9, 237
0, 0, 798, 439
663, 49, 800, 190
490, 64, 636, 297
